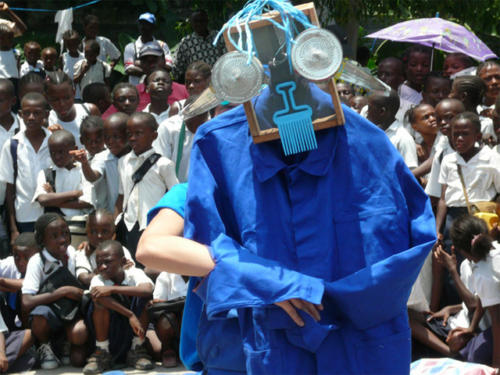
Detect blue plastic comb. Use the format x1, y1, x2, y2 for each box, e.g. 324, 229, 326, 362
273, 81, 317, 155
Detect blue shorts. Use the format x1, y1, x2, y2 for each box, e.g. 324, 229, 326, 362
29, 305, 65, 332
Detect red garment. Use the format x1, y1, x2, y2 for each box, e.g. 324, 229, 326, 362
136, 81, 188, 112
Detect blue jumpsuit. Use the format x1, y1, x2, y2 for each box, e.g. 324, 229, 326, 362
184, 85, 436, 374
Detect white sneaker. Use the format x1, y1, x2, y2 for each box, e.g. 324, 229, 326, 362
38, 343, 60, 370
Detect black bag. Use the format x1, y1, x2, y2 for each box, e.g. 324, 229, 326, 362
38, 252, 84, 321
42, 168, 65, 216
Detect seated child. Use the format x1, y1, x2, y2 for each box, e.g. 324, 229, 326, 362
150, 271, 188, 367
19, 41, 43, 78
0, 307, 35, 373
0, 92, 50, 236
33, 129, 93, 221
82, 82, 111, 115
412, 215, 500, 368
21, 213, 88, 369
76, 209, 134, 289
0, 232, 40, 330
83, 240, 154, 373
41, 47, 60, 81
61, 30, 84, 100
143, 68, 174, 124
73, 40, 112, 96
116, 112, 178, 257
102, 113, 131, 213
45, 71, 100, 149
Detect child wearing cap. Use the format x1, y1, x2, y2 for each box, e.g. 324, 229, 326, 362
123, 12, 173, 85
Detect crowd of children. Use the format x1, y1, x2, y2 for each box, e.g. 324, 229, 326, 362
0, 1, 497, 373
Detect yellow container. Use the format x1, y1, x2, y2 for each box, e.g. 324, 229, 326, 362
474, 212, 499, 231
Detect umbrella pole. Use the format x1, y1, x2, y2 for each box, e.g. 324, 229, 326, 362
430, 43, 435, 71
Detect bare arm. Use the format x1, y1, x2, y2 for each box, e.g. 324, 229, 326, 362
0, 277, 22, 292
136, 208, 215, 277
37, 190, 82, 207
22, 286, 82, 314
435, 184, 448, 238
114, 194, 123, 219
1, 2, 26, 34
487, 304, 500, 368
91, 282, 153, 299
77, 272, 94, 289
73, 61, 88, 84
412, 155, 433, 178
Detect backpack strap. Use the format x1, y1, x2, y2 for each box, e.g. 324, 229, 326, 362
176, 123, 186, 177
10, 139, 18, 187
44, 168, 56, 192
123, 153, 162, 214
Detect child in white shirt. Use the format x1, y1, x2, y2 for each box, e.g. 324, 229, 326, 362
73, 40, 111, 96
19, 41, 43, 77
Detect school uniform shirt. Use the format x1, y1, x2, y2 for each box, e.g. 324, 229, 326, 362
124, 37, 173, 85
425, 136, 454, 198
0, 256, 21, 279
384, 120, 419, 169
19, 60, 44, 77
48, 103, 91, 149
62, 51, 84, 99
82, 36, 121, 63
155, 114, 195, 183
84, 150, 108, 211
172, 30, 226, 80
73, 58, 112, 94
480, 116, 496, 142
0, 49, 19, 79
75, 246, 134, 278
89, 266, 153, 289
0, 128, 51, 223
33, 163, 93, 218
438, 146, 500, 207
22, 246, 77, 295
184, 92, 436, 374
471, 241, 500, 308
93, 149, 119, 213
143, 103, 171, 124
396, 82, 422, 124
153, 272, 188, 301
118, 148, 178, 231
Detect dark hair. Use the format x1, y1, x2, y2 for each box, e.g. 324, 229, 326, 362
452, 75, 486, 109
477, 61, 500, 77
34, 213, 66, 246
87, 209, 114, 230
0, 78, 15, 97
13, 232, 41, 250
80, 115, 103, 136
370, 90, 400, 117
84, 39, 100, 55
21, 92, 47, 108
20, 71, 44, 90
450, 111, 481, 133
446, 53, 475, 68
450, 215, 492, 260
83, 14, 99, 26
112, 83, 138, 99
62, 29, 79, 40
49, 129, 76, 147
423, 71, 451, 92
44, 71, 72, 93
402, 45, 432, 66
407, 103, 432, 125
82, 82, 109, 103
96, 239, 124, 258
146, 68, 172, 85
186, 61, 211, 79
128, 111, 158, 131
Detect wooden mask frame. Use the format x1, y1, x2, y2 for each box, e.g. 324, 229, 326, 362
222, 2, 345, 144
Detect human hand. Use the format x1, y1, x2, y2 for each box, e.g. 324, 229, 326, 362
9, 230, 19, 246
416, 144, 425, 160
129, 314, 144, 339
123, 259, 134, 269
69, 149, 88, 165
48, 124, 63, 132
446, 327, 474, 352
81, 60, 89, 73
77, 240, 92, 256
426, 307, 451, 326
58, 286, 83, 301
0, 3, 8, 12
275, 298, 323, 327
42, 183, 54, 193
0, 351, 8, 372
91, 286, 114, 299
433, 244, 457, 271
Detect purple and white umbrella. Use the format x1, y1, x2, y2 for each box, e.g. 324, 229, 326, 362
367, 18, 497, 61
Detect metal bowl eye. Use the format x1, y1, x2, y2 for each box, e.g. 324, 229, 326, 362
211, 51, 265, 104
291, 28, 343, 82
